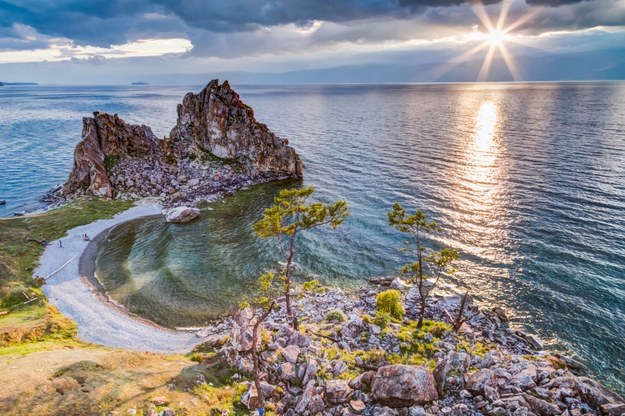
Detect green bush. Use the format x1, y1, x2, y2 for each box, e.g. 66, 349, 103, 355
374, 311, 390, 330
325, 309, 347, 323
376, 289, 405, 321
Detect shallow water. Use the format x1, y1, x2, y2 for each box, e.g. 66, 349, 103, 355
2, 82, 624, 394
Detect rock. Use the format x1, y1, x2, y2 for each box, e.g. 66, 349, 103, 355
325, 379, 353, 404
484, 385, 500, 402
279, 362, 296, 381
349, 371, 375, 392
371, 365, 438, 407
164, 206, 200, 223
512, 365, 537, 390
390, 277, 412, 292
231, 308, 256, 352
63, 113, 161, 198
294, 380, 319, 414
169, 79, 302, 178
349, 399, 367, 414
62, 80, 303, 202
149, 397, 170, 406
522, 393, 561, 416
281, 344, 300, 364
492, 306, 509, 322
371, 406, 399, 416
467, 369, 499, 394
601, 403, 625, 416
575, 377, 624, 409
241, 382, 277, 409
434, 351, 470, 393
157, 410, 175, 416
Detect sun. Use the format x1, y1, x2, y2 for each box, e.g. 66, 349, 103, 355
440, 1, 540, 81
487, 29, 507, 46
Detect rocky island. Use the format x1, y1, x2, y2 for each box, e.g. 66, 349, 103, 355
59, 79, 303, 206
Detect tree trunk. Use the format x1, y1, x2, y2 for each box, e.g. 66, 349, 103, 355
251, 302, 275, 411
417, 287, 426, 328
453, 292, 469, 331
285, 234, 297, 329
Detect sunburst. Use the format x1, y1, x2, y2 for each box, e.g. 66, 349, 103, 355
440, 1, 540, 82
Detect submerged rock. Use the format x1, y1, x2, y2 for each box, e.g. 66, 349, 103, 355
61, 80, 303, 204
163, 206, 199, 223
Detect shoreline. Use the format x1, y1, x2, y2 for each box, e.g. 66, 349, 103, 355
33, 198, 204, 353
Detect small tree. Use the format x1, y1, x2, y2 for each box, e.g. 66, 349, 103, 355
388, 202, 459, 328
254, 186, 349, 329
246, 270, 281, 412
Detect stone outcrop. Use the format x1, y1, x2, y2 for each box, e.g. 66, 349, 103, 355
169, 80, 302, 179
60, 80, 303, 205
63, 113, 160, 198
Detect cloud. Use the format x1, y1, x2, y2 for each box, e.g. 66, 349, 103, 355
0, 0, 624, 63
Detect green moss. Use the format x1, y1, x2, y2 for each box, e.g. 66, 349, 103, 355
376, 289, 404, 321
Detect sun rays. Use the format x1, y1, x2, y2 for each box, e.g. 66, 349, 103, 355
440, 0, 540, 82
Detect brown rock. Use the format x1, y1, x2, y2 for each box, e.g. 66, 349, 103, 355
371, 365, 438, 407
325, 379, 353, 404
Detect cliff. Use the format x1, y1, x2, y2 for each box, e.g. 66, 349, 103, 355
61, 80, 302, 205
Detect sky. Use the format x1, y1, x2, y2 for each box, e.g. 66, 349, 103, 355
0, 0, 624, 84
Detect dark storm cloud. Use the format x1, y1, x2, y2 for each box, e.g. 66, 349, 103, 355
0, 0, 623, 59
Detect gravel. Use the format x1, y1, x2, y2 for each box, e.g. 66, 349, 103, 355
33, 198, 203, 353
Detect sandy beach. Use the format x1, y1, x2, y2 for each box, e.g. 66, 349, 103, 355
33, 199, 203, 353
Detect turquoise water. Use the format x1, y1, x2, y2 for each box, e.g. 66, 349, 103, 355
1, 83, 624, 394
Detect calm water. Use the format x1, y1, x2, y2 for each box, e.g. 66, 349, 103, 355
1, 83, 624, 394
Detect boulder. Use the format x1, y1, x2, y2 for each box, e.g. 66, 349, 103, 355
371, 365, 438, 407
325, 379, 353, 404
575, 377, 624, 409
164, 206, 200, 223
280, 344, 300, 364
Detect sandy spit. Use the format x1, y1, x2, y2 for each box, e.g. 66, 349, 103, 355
33, 199, 204, 353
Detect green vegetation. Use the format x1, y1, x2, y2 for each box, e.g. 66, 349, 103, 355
325, 309, 347, 323
376, 289, 405, 321
388, 202, 459, 327
103, 155, 118, 172
253, 186, 349, 329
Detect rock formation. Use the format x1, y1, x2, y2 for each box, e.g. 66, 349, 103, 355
61, 80, 303, 205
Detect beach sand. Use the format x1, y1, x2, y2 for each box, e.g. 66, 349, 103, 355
33, 199, 203, 353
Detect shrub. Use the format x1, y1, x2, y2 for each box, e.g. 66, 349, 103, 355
325, 309, 347, 323
373, 311, 390, 330
376, 289, 405, 321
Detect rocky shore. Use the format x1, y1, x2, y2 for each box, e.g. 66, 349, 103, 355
175, 278, 625, 416
50, 79, 303, 207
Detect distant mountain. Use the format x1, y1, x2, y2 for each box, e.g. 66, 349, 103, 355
146, 48, 625, 85
131, 82, 149, 85
0, 82, 38, 86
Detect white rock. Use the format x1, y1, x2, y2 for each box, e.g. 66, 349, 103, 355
164, 206, 200, 223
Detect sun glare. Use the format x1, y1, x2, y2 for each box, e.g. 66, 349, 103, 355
440, 1, 540, 81
487, 29, 507, 46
